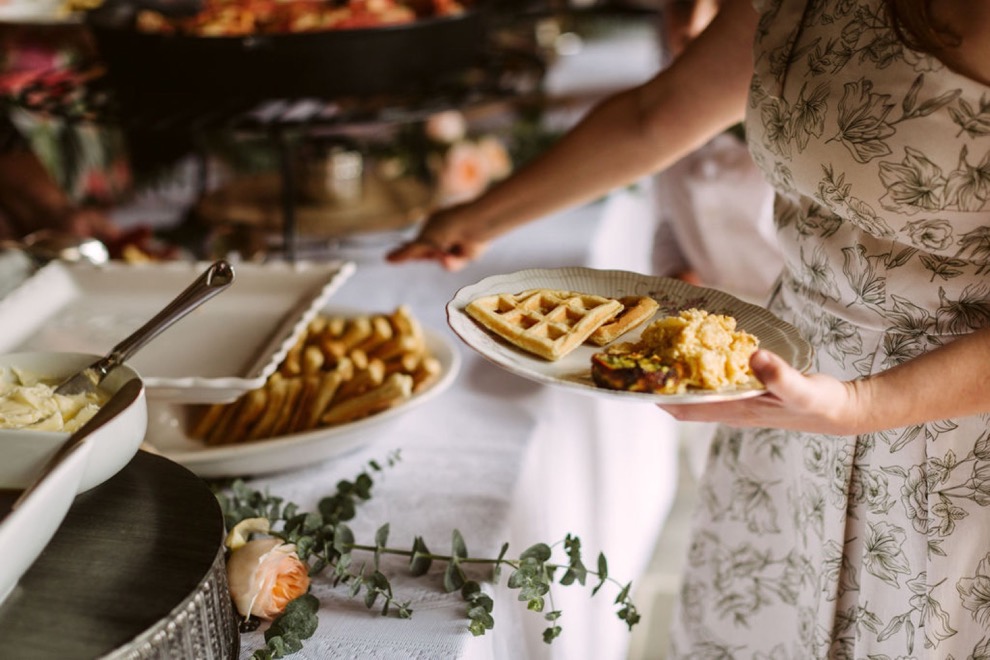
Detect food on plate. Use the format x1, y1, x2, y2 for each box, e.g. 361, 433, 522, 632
465, 289, 624, 361
590, 308, 759, 394
190, 305, 440, 444
0, 369, 107, 432
134, 0, 467, 36
586, 295, 660, 346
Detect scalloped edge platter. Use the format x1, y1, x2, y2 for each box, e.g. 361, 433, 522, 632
0, 259, 356, 403
447, 267, 813, 404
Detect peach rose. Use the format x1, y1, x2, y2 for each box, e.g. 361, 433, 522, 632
425, 110, 467, 144
477, 136, 512, 181
438, 141, 490, 205
226, 537, 311, 620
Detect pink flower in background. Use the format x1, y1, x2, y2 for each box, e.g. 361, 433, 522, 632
226, 537, 311, 620
424, 110, 467, 144
477, 135, 511, 181
437, 140, 490, 204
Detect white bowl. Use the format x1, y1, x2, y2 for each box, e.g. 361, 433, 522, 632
0, 351, 148, 492
0, 351, 147, 605
0, 437, 92, 604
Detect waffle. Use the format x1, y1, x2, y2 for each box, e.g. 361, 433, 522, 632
587, 295, 660, 346
465, 289, 623, 361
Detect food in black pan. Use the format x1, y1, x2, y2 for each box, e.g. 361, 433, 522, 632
135, 0, 467, 36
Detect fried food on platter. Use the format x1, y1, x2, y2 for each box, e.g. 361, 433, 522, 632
465, 289, 623, 361
320, 373, 413, 425
590, 308, 759, 394
190, 305, 440, 445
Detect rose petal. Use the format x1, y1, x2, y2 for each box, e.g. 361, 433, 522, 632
225, 517, 271, 551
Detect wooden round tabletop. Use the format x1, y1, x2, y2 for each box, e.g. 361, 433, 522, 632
0, 450, 239, 659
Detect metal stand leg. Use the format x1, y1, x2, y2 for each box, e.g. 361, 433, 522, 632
274, 128, 297, 263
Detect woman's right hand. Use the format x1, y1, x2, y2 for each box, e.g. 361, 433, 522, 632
386, 203, 492, 271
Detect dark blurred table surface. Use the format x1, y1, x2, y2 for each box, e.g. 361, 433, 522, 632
0, 450, 237, 660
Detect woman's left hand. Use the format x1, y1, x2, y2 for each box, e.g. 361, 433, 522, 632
657, 349, 866, 435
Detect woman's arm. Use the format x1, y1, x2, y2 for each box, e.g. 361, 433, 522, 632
660, 328, 990, 435
387, 0, 759, 267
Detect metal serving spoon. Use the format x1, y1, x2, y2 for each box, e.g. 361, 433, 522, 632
11, 378, 144, 511
54, 260, 235, 396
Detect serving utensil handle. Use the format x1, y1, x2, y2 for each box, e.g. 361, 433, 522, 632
94, 260, 235, 383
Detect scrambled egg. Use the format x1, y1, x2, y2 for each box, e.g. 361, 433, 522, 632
635, 308, 759, 392
0, 369, 106, 432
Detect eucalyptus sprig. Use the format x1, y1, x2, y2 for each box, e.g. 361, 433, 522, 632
215, 452, 640, 659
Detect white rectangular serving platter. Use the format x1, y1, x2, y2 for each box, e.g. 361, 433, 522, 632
0, 259, 356, 403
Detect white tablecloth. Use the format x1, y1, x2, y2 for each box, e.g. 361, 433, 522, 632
237, 188, 680, 660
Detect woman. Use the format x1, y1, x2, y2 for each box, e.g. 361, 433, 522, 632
389, 0, 990, 656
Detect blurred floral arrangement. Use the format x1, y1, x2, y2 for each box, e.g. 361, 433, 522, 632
371, 105, 560, 210
0, 23, 130, 206
420, 109, 512, 206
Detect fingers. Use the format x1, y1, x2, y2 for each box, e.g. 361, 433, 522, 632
749, 349, 809, 404
387, 239, 484, 271
386, 240, 445, 263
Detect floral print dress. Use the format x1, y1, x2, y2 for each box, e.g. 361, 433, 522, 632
670, 0, 990, 657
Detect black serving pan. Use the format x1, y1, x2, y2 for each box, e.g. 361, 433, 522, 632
85, 1, 488, 101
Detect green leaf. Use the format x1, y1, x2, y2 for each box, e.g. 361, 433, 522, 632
375, 523, 390, 548
461, 580, 482, 600
303, 511, 323, 533
467, 606, 495, 632
369, 571, 390, 592
333, 524, 355, 554
409, 536, 432, 576
349, 579, 363, 597
527, 597, 545, 612
520, 543, 552, 562
355, 473, 374, 499
493, 542, 509, 583
507, 568, 524, 589
592, 553, 608, 596
451, 529, 468, 559
617, 604, 641, 629
542, 625, 562, 644
264, 593, 320, 644
443, 560, 466, 593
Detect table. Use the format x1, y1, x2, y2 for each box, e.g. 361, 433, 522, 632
234, 187, 680, 660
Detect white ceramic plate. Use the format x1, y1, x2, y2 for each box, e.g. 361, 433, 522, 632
145, 326, 461, 477
447, 267, 813, 404
0, 260, 356, 404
